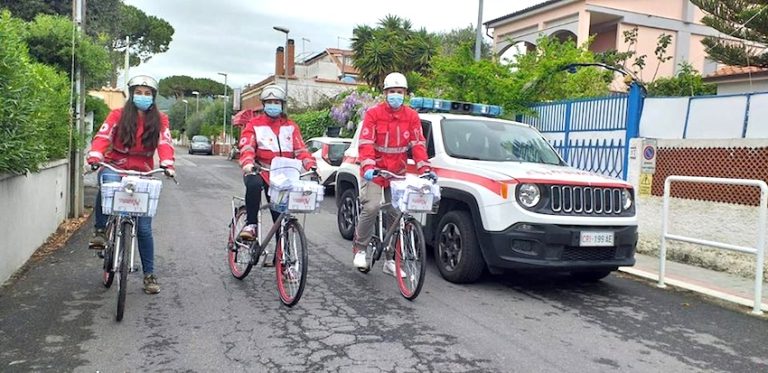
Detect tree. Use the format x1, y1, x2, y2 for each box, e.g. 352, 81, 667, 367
436, 26, 492, 59
106, 4, 174, 86
647, 62, 716, 97
158, 75, 233, 100
23, 14, 111, 89
690, 0, 768, 67
351, 15, 438, 90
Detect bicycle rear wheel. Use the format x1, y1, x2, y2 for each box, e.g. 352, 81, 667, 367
276, 219, 307, 307
228, 206, 254, 279
116, 221, 131, 321
102, 219, 117, 288
395, 219, 427, 300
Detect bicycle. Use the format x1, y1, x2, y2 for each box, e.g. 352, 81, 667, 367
358, 170, 438, 300
226, 159, 322, 307
87, 162, 175, 322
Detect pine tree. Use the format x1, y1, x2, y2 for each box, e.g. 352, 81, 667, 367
691, 0, 768, 66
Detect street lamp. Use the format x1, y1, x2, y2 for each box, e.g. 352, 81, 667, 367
191, 91, 200, 113
273, 26, 290, 100
182, 99, 189, 123
218, 72, 228, 154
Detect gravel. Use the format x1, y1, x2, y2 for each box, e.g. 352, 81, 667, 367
636, 196, 768, 280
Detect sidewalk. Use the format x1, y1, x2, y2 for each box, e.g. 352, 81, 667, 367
620, 253, 768, 315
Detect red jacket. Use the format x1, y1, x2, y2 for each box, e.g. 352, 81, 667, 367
238, 114, 316, 183
87, 108, 175, 172
359, 102, 430, 187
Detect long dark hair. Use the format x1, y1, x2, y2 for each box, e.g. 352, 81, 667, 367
117, 88, 161, 149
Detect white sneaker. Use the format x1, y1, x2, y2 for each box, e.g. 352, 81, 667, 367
353, 251, 368, 269
382, 260, 405, 278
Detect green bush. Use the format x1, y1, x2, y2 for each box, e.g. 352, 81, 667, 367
86, 95, 110, 132
292, 110, 335, 140
0, 11, 70, 174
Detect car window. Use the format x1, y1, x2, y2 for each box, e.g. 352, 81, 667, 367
421, 120, 434, 158
192, 135, 210, 143
328, 143, 350, 160
307, 140, 320, 153
441, 119, 563, 165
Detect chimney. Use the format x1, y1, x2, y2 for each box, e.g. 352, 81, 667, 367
275, 46, 285, 77
286, 39, 295, 77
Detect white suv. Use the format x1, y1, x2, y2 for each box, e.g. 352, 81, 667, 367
335, 98, 638, 283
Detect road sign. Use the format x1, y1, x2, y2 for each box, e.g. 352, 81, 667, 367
641, 139, 657, 174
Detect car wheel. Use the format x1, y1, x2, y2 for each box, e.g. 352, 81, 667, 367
337, 188, 358, 240
435, 210, 485, 283
188, 149, 192, 154
569, 270, 613, 282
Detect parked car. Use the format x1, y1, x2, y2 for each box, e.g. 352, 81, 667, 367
189, 135, 213, 155
306, 137, 352, 189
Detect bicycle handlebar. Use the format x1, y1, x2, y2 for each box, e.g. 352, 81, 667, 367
86, 162, 178, 184
373, 169, 436, 183
252, 166, 320, 180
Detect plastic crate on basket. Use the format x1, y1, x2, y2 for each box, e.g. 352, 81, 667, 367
101, 176, 163, 217
390, 175, 440, 213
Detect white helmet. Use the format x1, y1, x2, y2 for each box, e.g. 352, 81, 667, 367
260, 85, 287, 101
127, 75, 158, 92
383, 72, 408, 90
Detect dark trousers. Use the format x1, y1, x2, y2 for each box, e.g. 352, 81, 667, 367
244, 173, 280, 225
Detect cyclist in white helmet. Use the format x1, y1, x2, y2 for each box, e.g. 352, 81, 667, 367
237, 84, 317, 240
86, 74, 175, 295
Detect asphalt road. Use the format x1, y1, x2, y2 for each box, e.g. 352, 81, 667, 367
1, 153, 767, 372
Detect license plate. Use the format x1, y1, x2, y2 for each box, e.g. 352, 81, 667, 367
579, 231, 615, 247
112, 191, 149, 214
406, 192, 433, 212
288, 191, 317, 211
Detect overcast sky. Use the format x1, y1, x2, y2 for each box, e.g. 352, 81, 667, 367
122, 0, 543, 89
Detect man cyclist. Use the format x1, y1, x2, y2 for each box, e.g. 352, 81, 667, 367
352, 72, 436, 276
238, 84, 316, 240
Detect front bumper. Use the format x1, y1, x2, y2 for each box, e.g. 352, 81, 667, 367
478, 223, 637, 271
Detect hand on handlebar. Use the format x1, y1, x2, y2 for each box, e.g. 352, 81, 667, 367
309, 167, 322, 183
364, 169, 376, 181
420, 170, 438, 182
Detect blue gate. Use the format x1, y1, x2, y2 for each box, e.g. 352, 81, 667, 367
517, 83, 644, 180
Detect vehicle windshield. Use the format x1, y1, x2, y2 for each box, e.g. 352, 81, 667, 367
441, 119, 563, 165
192, 136, 210, 143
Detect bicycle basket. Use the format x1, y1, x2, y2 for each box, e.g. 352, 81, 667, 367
270, 180, 324, 213
101, 176, 162, 217
390, 176, 440, 214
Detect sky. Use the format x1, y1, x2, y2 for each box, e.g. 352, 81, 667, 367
121, 0, 544, 90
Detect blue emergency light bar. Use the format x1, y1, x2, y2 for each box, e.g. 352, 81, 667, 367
409, 97, 503, 117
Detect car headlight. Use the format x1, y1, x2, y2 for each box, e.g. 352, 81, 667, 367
622, 189, 633, 210
517, 184, 541, 208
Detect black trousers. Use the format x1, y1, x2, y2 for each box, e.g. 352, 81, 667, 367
244, 173, 280, 225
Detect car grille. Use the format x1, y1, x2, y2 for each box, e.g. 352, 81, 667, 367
550, 185, 624, 215
562, 247, 617, 261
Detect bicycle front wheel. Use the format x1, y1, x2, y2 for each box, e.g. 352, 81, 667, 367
395, 219, 427, 300
228, 206, 253, 279
102, 219, 117, 288
276, 219, 307, 307
116, 221, 131, 321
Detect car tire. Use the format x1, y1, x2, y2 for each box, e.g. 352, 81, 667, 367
569, 270, 613, 282
337, 188, 358, 241
435, 210, 485, 283
188, 149, 192, 154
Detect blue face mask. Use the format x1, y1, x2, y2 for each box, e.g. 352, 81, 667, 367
387, 93, 404, 109
133, 95, 154, 111
264, 103, 282, 117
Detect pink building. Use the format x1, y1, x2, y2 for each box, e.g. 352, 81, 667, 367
484, 0, 721, 81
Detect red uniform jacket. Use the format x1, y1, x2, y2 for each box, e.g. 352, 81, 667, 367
238, 114, 316, 183
87, 108, 175, 171
359, 102, 430, 187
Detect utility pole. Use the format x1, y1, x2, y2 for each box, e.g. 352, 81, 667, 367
475, 0, 484, 61
123, 35, 130, 95
218, 72, 228, 154
69, 0, 86, 218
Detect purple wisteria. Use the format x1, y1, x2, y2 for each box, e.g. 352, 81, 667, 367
330, 91, 379, 129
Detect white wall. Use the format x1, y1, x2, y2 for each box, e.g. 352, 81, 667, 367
640, 93, 768, 139
717, 80, 768, 95
0, 160, 69, 284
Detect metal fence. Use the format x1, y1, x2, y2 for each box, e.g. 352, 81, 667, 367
518, 83, 644, 180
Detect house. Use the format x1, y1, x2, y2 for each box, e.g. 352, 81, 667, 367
484, 0, 721, 81
88, 87, 126, 110
238, 40, 363, 114
703, 66, 768, 95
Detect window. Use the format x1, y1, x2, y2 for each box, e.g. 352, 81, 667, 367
421, 120, 435, 158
